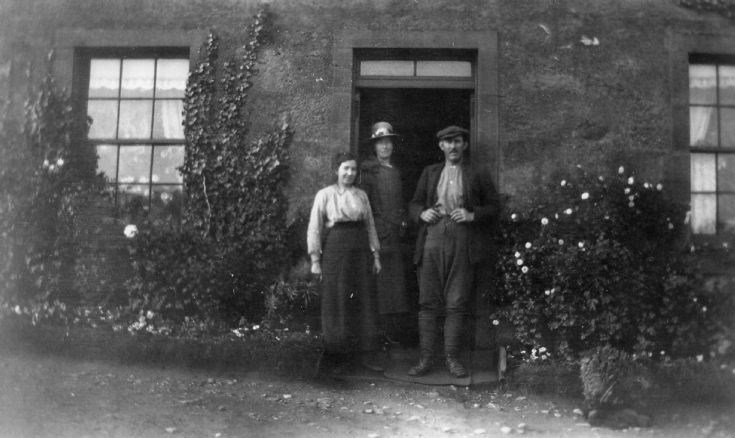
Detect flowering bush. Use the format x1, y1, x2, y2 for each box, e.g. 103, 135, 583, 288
493, 165, 716, 359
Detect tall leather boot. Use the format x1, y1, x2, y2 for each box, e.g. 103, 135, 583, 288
408, 312, 437, 376
444, 312, 468, 378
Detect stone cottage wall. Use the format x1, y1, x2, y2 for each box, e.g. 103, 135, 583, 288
0, 0, 733, 282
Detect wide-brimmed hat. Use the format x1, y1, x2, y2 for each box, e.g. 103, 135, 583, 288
364, 121, 400, 143
436, 125, 469, 140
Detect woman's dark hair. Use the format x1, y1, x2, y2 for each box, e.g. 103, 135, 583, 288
331, 151, 357, 172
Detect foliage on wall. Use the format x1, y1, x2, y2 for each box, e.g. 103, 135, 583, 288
0, 54, 102, 317
123, 6, 295, 332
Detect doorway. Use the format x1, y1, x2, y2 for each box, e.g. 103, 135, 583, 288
356, 87, 473, 330
356, 88, 472, 206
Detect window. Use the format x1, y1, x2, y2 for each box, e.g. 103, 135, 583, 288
80, 48, 189, 224
689, 54, 735, 234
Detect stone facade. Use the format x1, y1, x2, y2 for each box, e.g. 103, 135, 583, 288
1, 0, 734, 255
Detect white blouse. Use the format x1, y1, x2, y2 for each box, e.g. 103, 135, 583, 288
307, 184, 380, 259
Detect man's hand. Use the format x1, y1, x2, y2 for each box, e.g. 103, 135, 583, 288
420, 208, 441, 224
450, 208, 475, 223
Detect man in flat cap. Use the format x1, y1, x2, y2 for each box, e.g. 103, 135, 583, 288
407, 125, 499, 378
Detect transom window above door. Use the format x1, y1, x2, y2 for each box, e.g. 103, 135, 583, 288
355, 49, 475, 89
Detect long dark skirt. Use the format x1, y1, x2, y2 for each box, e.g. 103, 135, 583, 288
320, 222, 378, 353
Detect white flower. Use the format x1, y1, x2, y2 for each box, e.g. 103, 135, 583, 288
644, 182, 650, 189
492, 319, 500, 326
42, 159, 50, 168
521, 266, 529, 274
598, 176, 605, 182
628, 201, 635, 208
539, 346, 547, 353
578, 241, 584, 248
13, 305, 21, 315
525, 242, 532, 249
514, 251, 521, 258
561, 180, 567, 187
558, 239, 564, 245
668, 222, 674, 230
702, 306, 707, 312
252, 324, 260, 330
554, 213, 559, 219
628, 195, 635, 201
516, 259, 524, 266
660, 350, 665, 356
581, 192, 589, 200
123, 224, 138, 238
656, 183, 663, 191
146, 310, 155, 319
544, 289, 551, 296
624, 187, 631, 194
511, 213, 518, 221
696, 354, 704, 362
541, 217, 549, 225
723, 242, 730, 249
48, 164, 56, 172
618, 166, 625, 174
627, 176, 635, 185
56, 157, 64, 167
564, 208, 573, 215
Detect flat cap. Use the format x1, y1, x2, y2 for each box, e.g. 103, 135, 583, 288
436, 125, 469, 140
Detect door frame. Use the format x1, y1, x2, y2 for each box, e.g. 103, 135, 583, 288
330, 30, 499, 181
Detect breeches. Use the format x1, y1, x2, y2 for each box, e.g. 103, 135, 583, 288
417, 217, 472, 316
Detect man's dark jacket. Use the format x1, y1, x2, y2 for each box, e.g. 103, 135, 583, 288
409, 162, 500, 266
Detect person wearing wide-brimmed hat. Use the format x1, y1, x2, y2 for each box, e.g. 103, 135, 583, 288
359, 122, 411, 344
407, 125, 500, 378
307, 152, 385, 375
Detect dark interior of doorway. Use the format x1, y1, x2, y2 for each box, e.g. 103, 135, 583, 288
357, 88, 472, 207
357, 88, 471, 343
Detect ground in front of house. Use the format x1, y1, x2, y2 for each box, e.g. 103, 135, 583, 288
0, 350, 733, 438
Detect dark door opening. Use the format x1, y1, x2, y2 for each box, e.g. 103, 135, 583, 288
356, 88, 472, 324
356, 88, 472, 206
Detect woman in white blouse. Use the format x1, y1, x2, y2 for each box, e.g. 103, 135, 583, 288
307, 152, 384, 374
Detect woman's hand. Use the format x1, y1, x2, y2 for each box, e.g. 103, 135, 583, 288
311, 260, 322, 277
372, 257, 382, 275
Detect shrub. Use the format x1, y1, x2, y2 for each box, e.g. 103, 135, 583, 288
492, 165, 715, 359
0, 55, 102, 316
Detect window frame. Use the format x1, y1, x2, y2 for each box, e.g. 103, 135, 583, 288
74, 47, 189, 221
669, 31, 735, 241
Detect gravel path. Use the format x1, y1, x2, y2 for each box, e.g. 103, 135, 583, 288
0, 350, 733, 437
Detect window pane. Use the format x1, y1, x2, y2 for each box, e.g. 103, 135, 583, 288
691, 153, 717, 192
416, 61, 472, 77
152, 100, 184, 139
96, 144, 118, 182
119, 184, 150, 219
152, 145, 184, 184
118, 145, 151, 184
121, 59, 155, 98
690, 106, 718, 147
156, 59, 189, 98
689, 64, 717, 104
360, 60, 414, 76
89, 59, 120, 98
719, 194, 735, 233
118, 100, 153, 139
718, 154, 735, 192
150, 184, 183, 225
719, 65, 735, 105
691, 193, 716, 234
721, 107, 735, 148
87, 100, 118, 139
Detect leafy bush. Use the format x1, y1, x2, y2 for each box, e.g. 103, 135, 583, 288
580, 345, 652, 410
492, 166, 715, 359
0, 57, 102, 314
